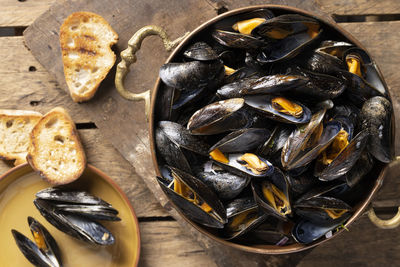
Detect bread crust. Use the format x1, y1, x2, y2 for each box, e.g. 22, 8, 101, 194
27, 107, 87, 185
0, 109, 42, 165
60, 12, 118, 102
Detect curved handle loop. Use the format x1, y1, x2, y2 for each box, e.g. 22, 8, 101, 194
368, 207, 400, 229
368, 156, 400, 229
115, 25, 190, 120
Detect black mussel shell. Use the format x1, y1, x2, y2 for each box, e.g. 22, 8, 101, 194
295, 181, 346, 203
223, 67, 260, 84
217, 74, 309, 99
187, 98, 251, 135
306, 40, 353, 75
183, 42, 219, 61
246, 220, 294, 245
36, 188, 112, 206
359, 96, 393, 163
12, 217, 62, 267
283, 120, 342, 170
209, 128, 270, 153
251, 14, 319, 39
252, 168, 292, 220
245, 95, 311, 124
34, 199, 115, 245
345, 151, 374, 187
258, 125, 293, 160
294, 196, 351, 225
288, 68, 346, 101
292, 213, 351, 244
226, 197, 258, 218
287, 170, 319, 199
159, 60, 224, 90
53, 204, 120, 221
280, 107, 331, 170
197, 161, 249, 200
212, 30, 267, 50
315, 129, 369, 181
158, 166, 227, 228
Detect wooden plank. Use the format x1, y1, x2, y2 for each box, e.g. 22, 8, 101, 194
0, 128, 168, 218
0, 0, 54, 27
317, 0, 400, 16
299, 213, 400, 266
138, 221, 217, 267
0, 36, 93, 122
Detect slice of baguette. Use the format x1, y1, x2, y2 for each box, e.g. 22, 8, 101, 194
0, 110, 43, 165
27, 107, 86, 185
60, 12, 118, 102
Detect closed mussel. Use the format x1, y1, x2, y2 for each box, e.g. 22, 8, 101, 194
187, 98, 251, 135
197, 161, 249, 200
156, 121, 210, 173
183, 42, 219, 61
157, 166, 227, 228
217, 74, 309, 98
359, 96, 393, 163
252, 168, 292, 221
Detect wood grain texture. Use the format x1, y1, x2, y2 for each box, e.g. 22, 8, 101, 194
316, 0, 400, 16
138, 221, 216, 267
0, 0, 54, 27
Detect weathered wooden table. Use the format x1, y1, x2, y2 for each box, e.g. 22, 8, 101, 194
1, 0, 400, 266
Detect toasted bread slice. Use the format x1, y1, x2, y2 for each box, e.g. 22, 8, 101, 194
0, 110, 43, 165
27, 107, 86, 185
60, 12, 118, 102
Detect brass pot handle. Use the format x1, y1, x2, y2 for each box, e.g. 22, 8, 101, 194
368, 207, 400, 229
368, 156, 400, 229
115, 25, 190, 119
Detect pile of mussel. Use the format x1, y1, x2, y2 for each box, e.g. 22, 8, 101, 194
155, 8, 393, 246
12, 188, 120, 267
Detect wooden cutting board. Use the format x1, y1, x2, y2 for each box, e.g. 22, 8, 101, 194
23, 0, 333, 265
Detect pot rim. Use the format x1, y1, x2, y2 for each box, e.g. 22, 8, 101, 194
148, 4, 395, 254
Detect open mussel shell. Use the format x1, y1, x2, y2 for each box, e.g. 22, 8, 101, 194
217, 74, 309, 99
183, 42, 219, 61
209, 128, 270, 153
187, 98, 251, 135
292, 213, 351, 244
255, 15, 322, 63
245, 95, 311, 124
53, 204, 120, 221
12, 217, 62, 267
283, 120, 342, 170
212, 30, 267, 50
294, 196, 351, 225
359, 96, 393, 163
34, 199, 115, 246
252, 168, 292, 221
157, 166, 227, 228
295, 180, 347, 203
306, 40, 353, 75
197, 161, 249, 200
223, 67, 260, 84
159, 60, 224, 90
223, 197, 268, 240
281, 107, 329, 170
212, 152, 274, 178
315, 129, 369, 181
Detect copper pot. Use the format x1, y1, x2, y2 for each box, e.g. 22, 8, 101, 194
115, 5, 398, 254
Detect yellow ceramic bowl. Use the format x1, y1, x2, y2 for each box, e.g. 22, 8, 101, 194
0, 164, 140, 267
